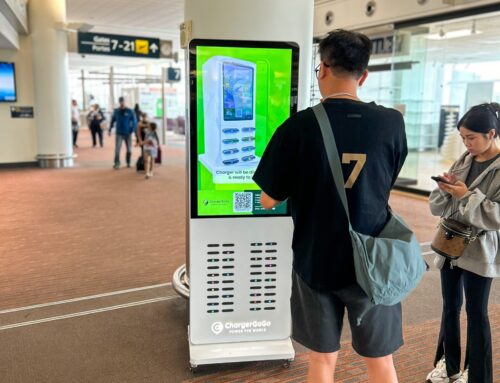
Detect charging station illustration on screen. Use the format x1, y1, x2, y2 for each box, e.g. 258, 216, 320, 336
199, 56, 258, 181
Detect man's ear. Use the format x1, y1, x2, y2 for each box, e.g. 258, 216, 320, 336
490, 129, 497, 140
358, 70, 369, 87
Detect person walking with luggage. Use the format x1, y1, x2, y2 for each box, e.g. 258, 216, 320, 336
136, 113, 149, 151
109, 96, 137, 169
140, 122, 159, 179
253, 29, 408, 383
71, 99, 80, 148
133, 103, 143, 143
426, 103, 500, 383
88, 104, 105, 148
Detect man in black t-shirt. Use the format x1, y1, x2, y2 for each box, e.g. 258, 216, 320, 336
253, 30, 407, 383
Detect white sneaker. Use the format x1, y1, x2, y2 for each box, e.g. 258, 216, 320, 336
426, 358, 461, 383
454, 369, 468, 383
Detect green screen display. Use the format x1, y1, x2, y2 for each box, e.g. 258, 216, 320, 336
190, 41, 298, 217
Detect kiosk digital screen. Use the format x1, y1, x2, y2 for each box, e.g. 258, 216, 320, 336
189, 39, 299, 218
223, 63, 254, 121
0, 62, 17, 102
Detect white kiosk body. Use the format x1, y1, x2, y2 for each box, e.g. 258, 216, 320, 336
188, 39, 299, 367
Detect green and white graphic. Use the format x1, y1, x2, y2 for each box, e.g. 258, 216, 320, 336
196, 46, 292, 216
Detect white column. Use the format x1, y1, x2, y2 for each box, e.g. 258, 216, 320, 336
29, 0, 73, 168
184, 0, 314, 111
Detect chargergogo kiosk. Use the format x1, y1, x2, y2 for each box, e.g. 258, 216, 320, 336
188, 39, 299, 368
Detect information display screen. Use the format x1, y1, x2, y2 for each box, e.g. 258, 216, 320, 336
189, 40, 299, 218
0, 62, 17, 102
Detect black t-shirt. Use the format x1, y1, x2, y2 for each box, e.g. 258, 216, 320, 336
253, 99, 408, 291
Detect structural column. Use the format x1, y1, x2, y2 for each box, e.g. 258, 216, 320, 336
184, 0, 314, 112
174, 0, 314, 290
29, 0, 73, 168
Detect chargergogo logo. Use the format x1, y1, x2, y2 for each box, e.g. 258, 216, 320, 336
211, 322, 223, 335
211, 320, 272, 335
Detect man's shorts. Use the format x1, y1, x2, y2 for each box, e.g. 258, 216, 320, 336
291, 271, 403, 357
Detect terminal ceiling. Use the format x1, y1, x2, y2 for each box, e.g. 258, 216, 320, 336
64, 1, 500, 67
66, 0, 184, 68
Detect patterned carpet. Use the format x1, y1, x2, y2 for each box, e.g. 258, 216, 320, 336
0, 130, 437, 310
183, 305, 500, 383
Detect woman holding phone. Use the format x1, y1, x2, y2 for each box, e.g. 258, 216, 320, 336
427, 103, 500, 383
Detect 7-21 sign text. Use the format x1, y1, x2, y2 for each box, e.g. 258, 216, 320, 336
78, 32, 161, 59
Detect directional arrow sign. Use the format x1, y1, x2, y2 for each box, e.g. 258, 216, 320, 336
78, 32, 161, 59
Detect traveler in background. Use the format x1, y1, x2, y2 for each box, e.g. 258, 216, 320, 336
140, 122, 159, 179
71, 99, 80, 148
134, 103, 142, 123
253, 29, 408, 383
134, 103, 143, 143
109, 96, 137, 169
136, 112, 149, 153
89, 104, 105, 148
427, 103, 500, 383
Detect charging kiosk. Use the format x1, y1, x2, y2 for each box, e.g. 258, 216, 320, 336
199, 56, 259, 176
187, 39, 299, 369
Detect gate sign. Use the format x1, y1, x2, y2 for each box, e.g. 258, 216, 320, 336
78, 32, 160, 59
167, 67, 181, 82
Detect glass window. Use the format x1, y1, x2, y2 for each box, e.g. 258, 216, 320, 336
310, 11, 500, 192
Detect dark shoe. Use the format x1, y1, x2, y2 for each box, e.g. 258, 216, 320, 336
127, 164, 131, 168
113, 165, 119, 170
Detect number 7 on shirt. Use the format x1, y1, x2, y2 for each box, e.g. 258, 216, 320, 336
343, 153, 367, 189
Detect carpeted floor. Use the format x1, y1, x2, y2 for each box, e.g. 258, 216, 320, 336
0, 129, 438, 310
182, 305, 500, 383
0, 129, 498, 382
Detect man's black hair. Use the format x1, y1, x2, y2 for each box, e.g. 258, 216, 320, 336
318, 29, 372, 78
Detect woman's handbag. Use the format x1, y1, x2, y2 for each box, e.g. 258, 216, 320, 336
312, 103, 426, 306
431, 218, 480, 259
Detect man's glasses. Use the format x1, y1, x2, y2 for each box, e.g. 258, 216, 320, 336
315, 62, 330, 79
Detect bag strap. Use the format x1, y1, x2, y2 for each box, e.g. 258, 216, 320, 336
312, 103, 351, 224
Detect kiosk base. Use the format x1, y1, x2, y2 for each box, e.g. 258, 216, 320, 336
189, 330, 295, 368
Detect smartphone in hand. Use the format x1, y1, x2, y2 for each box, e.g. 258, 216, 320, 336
431, 176, 452, 185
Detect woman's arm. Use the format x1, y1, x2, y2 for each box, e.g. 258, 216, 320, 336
429, 188, 451, 217
456, 188, 500, 231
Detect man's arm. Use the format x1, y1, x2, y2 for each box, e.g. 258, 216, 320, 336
260, 192, 281, 210
391, 113, 408, 187
253, 119, 297, 207
109, 110, 116, 135
131, 110, 137, 132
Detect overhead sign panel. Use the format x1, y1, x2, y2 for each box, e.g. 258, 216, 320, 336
77, 32, 161, 58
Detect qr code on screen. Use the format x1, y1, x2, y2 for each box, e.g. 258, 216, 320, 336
233, 192, 253, 213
